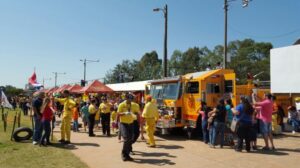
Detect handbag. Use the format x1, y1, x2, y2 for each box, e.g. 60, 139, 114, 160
230, 117, 239, 133
208, 112, 216, 124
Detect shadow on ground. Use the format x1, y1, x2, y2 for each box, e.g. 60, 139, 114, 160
155, 144, 184, 150
72, 142, 100, 147
250, 149, 289, 156
50, 143, 78, 150
133, 158, 176, 166
134, 151, 176, 158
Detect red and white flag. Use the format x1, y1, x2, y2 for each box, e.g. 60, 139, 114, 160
28, 72, 42, 87
28, 72, 37, 85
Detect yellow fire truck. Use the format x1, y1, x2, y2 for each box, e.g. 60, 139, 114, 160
146, 69, 236, 136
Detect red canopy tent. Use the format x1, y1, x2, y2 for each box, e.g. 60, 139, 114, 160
79, 80, 113, 93
48, 87, 59, 95
68, 84, 82, 94
55, 84, 71, 93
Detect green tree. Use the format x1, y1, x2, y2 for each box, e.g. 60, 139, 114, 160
104, 60, 138, 83
137, 51, 162, 80
169, 50, 183, 76
1, 85, 24, 97
227, 39, 272, 84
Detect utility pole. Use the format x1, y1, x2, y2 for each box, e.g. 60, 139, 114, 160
223, 0, 251, 69
224, 0, 228, 69
80, 59, 99, 86
52, 72, 66, 87
154, 4, 168, 78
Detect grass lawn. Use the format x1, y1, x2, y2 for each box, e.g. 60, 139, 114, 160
0, 108, 89, 168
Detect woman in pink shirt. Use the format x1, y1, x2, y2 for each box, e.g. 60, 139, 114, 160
254, 93, 275, 150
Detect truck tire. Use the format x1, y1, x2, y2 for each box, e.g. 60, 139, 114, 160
13, 127, 33, 142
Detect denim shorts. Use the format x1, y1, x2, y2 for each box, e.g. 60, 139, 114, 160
260, 121, 271, 134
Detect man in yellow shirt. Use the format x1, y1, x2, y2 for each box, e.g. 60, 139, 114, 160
117, 93, 136, 161
142, 96, 159, 147
88, 99, 97, 137
54, 90, 76, 144
99, 97, 112, 136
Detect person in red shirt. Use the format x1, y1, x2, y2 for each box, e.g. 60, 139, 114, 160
40, 97, 54, 146
72, 104, 80, 132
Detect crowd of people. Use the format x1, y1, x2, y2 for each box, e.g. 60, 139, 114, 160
199, 92, 300, 153
29, 90, 159, 162
4, 89, 300, 161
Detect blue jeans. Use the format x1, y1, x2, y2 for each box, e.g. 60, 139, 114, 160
209, 124, 214, 145
212, 121, 225, 146
73, 120, 79, 131
202, 120, 209, 143
290, 119, 300, 131
33, 116, 42, 142
260, 121, 272, 135
40, 120, 51, 144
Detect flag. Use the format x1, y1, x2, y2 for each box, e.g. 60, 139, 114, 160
28, 72, 37, 85
28, 72, 42, 87
1, 91, 12, 109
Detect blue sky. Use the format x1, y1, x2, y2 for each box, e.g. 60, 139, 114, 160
0, 0, 299, 88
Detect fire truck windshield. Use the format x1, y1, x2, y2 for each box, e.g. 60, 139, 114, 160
150, 83, 179, 100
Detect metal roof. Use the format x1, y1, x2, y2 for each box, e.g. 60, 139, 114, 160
148, 77, 181, 84
106, 80, 150, 92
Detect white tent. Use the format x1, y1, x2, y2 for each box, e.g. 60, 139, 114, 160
1, 91, 12, 109
106, 80, 149, 92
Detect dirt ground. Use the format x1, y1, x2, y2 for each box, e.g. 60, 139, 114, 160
53, 121, 300, 168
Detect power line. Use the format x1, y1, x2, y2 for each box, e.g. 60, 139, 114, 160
229, 24, 300, 39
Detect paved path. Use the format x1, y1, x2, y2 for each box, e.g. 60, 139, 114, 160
54, 123, 300, 168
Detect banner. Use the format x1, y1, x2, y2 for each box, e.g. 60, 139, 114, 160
1, 91, 13, 109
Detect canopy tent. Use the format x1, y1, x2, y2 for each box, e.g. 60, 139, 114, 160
68, 84, 82, 93
47, 87, 59, 95
106, 80, 149, 92
55, 84, 72, 93
79, 80, 113, 93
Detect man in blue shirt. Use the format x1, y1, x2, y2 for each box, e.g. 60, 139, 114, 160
32, 92, 45, 145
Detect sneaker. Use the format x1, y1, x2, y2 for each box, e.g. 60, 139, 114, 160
58, 139, 65, 143
39, 142, 47, 147
126, 156, 134, 161
64, 141, 71, 144
122, 155, 127, 161
32, 141, 38, 145
46, 142, 53, 145
262, 146, 270, 151
121, 154, 133, 162
235, 148, 242, 152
